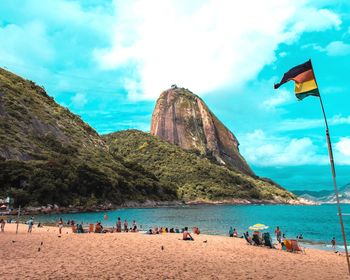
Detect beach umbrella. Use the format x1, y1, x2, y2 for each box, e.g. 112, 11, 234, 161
249, 224, 269, 231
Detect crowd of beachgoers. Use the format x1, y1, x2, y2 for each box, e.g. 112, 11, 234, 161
0, 215, 338, 254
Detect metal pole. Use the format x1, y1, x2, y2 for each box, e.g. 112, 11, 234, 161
309, 59, 350, 274
16, 205, 21, 235
318, 95, 350, 274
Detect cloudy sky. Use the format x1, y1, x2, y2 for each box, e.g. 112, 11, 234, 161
1, 0, 349, 191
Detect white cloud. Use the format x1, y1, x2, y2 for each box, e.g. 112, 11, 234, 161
305, 41, 350, 56
94, 0, 341, 100
324, 41, 350, 56
71, 92, 88, 108
239, 129, 328, 166
262, 88, 292, 110
336, 137, 350, 156
277, 115, 350, 131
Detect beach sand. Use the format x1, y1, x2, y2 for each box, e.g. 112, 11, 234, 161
0, 223, 347, 279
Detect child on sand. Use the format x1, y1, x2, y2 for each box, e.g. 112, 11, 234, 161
183, 227, 194, 241
58, 218, 64, 234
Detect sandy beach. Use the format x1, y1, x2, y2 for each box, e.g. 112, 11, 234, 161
0, 223, 348, 280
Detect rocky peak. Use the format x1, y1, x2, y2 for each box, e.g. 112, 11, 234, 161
150, 87, 254, 175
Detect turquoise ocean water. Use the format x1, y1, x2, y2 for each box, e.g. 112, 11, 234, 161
35, 204, 350, 251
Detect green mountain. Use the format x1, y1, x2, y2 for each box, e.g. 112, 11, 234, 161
0, 68, 297, 209
0, 68, 176, 207
104, 130, 296, 203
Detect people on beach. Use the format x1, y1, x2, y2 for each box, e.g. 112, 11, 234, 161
331, 237, 336, 251
116, 217, 122, 232
132, 220, 137, 232
0, 218, 5, 232
183, 227, 194, 241
58, 218, 64, 234
27, 217, 34, 233
95, 222, 103, 233
193, 227, 200, 235
275, 226, 282, 243
124, 219, 128, 232
233, 228, 238, 237
229, 227, 233, 237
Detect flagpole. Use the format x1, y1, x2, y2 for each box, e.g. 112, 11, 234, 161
311, 60, 350, 274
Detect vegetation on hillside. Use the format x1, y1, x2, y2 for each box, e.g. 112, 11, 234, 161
104, 130, 296, 202
0, 68, 176, 207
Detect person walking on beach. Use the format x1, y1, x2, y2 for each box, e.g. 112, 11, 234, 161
124, 219, 128, 232
275, 226, 282, 243
27, 217, 34, 233
58, 218, 64, 234
0, 218, 5, 232
116, 217, 122, 232
331, 237, 336, 251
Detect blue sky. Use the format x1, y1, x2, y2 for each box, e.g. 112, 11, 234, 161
1, 0, 349, 191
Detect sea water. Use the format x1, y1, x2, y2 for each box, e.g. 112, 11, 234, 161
35, 204, 350, 251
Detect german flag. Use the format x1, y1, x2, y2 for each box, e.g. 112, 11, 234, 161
274, 59, 320, 100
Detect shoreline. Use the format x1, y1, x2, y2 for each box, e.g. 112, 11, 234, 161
0, 223, 347, 279
3, 198, 316, 216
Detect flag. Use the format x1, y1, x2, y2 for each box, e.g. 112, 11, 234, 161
274, 59, 320, 100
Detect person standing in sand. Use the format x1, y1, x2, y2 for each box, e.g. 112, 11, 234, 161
58, 218, 64, 234
331, 237, 336, 251
0, 218, 5, 232
116, 217, 122, 232
27, 217, 34, 233
275, 226, 282, 243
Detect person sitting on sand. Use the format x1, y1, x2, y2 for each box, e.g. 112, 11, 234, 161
124, 219, 128, 232
95, 222, 103, 233
183, 227, 194, 241
170, 228, 175, 233
281, 241, 286, 251
0, 219, 5, 232
233, 228, 238, 237
193, 227, 200, 235
132, 220, 137, 232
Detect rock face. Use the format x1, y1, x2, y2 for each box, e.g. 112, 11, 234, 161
150, 87, 254, 175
